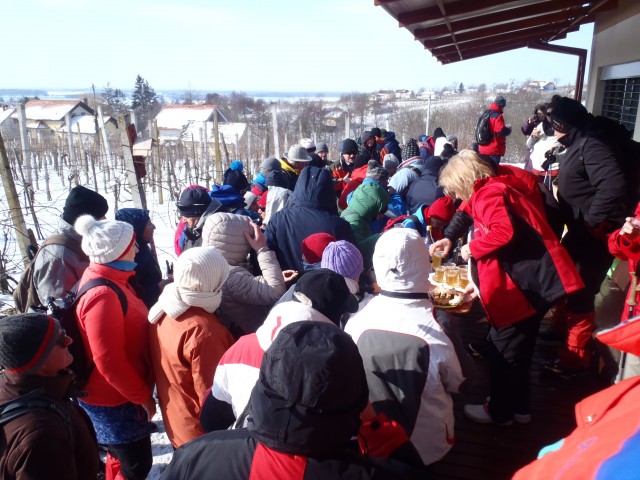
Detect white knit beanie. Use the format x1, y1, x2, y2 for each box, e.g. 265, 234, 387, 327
174, 246, 230, 293
74, 214, 135, 264
148, 246, 230, 324
201, 212, 252, 266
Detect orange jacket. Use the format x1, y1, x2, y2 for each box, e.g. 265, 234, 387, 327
149, 307, 234, 447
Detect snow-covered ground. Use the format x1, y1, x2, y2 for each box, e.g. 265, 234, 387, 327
1, 166, 185, 478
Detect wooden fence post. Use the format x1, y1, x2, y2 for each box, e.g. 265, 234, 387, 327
0, 132, 31, 267
118, 116, 146, 209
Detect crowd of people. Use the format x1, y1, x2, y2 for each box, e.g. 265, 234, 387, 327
1, 94, 639, 480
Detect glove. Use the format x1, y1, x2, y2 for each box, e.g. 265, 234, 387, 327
358, 413, 410, 459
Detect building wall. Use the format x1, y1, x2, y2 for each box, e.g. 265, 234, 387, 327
587, 0, 640, 140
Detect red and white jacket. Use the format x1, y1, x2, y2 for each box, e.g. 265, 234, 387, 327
466, 175, 583, 328
211, 301, 336, 420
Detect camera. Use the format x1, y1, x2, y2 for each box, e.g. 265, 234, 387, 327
541, 150, 556, 171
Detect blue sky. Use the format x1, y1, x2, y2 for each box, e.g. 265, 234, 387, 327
3, 0, 594, 93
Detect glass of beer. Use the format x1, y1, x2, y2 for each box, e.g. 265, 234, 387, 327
445, 266, 459, 287
431, 250, 445, 269
433, 266, 445, 283
457, 267, 469, 289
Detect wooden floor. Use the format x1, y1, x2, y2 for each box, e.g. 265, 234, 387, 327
431, 307, 609, 480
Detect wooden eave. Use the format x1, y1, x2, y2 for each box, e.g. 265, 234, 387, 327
374, 0, 616, 63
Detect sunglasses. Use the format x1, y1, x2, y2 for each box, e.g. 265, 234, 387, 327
551, 118, 570, 134
56, 329, 70, 348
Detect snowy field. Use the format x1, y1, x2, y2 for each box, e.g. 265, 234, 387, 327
1, 167, 182, 478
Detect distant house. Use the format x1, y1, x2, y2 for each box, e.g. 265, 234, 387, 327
528, 80, 556, 91
395, 89, 412, 99
417, 91, 437, 100
0, 106, 17, 139
154, 104, 246, 146
9, 100, 108, 145
375, 90, 394, 101
322, 109, 343, 128
59, 115, 118, 143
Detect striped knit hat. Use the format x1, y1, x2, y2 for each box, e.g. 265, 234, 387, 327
0, 313, 62, 374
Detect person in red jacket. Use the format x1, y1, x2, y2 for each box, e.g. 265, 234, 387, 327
438, 151, 583, 425
74, 215, 156, 480
513, 315, 640, 480
607, 202, 640, 379
478, 96, 512, 165
331, 138, 358, 196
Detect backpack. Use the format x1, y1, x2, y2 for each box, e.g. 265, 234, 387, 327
48, 278, 128, 390
0, 388, 66, 427
475, 110, 495, 146
578, 116, 640, 215
12, 234, 87, 313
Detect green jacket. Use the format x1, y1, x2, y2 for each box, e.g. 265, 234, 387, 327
341, 180, 391, 242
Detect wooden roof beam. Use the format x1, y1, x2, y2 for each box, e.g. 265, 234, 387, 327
439, 42, 531, 63
431, 26, 574, 57
414, 0, 608, 39
422, 10, 588, 48
398, 0, 509, 27
547, 0, 617, 41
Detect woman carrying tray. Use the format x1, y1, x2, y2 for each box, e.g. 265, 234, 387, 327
437, 150, 583, 426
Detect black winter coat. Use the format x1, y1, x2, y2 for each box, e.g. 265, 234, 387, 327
557, 128, 628, 230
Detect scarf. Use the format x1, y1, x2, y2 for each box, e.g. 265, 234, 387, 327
148, 283, 223, 324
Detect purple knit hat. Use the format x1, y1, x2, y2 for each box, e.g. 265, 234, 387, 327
321, 241, 364, 282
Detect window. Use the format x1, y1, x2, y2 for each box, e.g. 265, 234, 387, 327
601, 77, 639, 135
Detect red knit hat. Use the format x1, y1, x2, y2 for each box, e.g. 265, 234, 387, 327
301, 233, 336, 264
257, 190, 268, 209
427, 196, 455, 223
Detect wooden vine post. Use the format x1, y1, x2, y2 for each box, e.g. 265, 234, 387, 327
0, 132, 31, 267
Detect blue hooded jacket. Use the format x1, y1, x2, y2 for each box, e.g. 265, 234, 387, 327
383, 132, 402, 160
265, 167, 356, 272
210, 185, 246, 211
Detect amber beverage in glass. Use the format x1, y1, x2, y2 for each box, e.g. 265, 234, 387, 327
445, 266, 459, 287
433, 266, 445, 283
457, 269, 469, 289
431, 251, 444, 269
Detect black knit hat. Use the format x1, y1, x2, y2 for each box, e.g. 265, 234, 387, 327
293, 269, 358, 325
0, 313, 62, 375
370, 127, 381, 138
494, 96, 507, 108
265, 170, 290, 189
63, 185, 109, 225
551, 97, 589, 132
223, 169, 250, 194
340, 138, 359, 155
